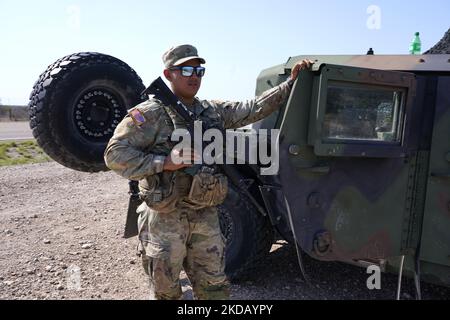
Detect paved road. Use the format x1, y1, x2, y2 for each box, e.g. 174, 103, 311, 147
0, 121, 33, 141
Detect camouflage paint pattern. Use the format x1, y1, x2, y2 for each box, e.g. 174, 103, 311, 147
253, 55, 450, 286
419, 76, 450, 284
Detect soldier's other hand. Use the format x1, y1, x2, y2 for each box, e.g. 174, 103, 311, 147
289, 59, 315, 82
163, 147, 201, 171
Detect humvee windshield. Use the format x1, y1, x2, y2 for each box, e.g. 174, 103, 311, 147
322, 81, 405, 144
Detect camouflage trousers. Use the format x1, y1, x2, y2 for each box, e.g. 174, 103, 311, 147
137, 202, 230, 300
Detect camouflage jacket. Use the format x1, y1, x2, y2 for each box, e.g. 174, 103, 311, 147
104, 80, 292, 211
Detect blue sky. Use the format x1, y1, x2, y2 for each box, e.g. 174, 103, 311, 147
0, 0, 449, 105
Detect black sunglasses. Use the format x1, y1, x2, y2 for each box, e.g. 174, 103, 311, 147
170, 66, 206, 77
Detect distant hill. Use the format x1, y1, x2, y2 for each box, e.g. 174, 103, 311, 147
425, 28, 450, 54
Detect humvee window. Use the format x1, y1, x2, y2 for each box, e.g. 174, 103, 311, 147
322, 81, 405, 144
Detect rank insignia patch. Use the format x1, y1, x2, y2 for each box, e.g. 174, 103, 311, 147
129, 108, 146, 126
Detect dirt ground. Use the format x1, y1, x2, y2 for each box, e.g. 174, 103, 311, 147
1, 162, 449, 300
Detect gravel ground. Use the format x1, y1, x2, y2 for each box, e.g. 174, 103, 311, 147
1, 162, 449, 300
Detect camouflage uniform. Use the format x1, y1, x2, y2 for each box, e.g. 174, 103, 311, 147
104, 48, 293, 300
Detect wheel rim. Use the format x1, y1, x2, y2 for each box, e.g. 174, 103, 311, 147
73, 86, 126, 142
218, 206, 234, 245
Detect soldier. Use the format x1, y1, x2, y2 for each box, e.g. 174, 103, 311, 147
104, 44, 313, 300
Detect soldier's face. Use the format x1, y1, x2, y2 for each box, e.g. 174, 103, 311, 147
165, 59, 202, 99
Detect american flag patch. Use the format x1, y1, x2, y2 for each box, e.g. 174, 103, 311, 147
129, 108, 146, 126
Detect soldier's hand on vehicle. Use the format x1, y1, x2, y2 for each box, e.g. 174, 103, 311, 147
163, 147, 201, 171
289, 59, 315, 82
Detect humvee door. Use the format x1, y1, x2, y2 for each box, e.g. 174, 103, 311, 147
278, 64, 417, 262
419, 76, 450, 269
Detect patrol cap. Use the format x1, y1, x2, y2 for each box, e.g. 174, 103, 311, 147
162, 44, 206, 69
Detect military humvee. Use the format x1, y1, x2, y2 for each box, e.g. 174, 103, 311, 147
28, 50, 450, 294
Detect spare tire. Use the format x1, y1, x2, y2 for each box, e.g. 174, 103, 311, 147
28, 52, 145, 172
219, 184, 274, 282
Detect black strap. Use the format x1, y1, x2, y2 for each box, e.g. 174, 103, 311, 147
144, 77, 195, 125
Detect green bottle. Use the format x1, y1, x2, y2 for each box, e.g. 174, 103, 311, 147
409, 32, 422, 55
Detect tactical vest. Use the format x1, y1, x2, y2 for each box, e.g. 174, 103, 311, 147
138, 99, 228, 212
